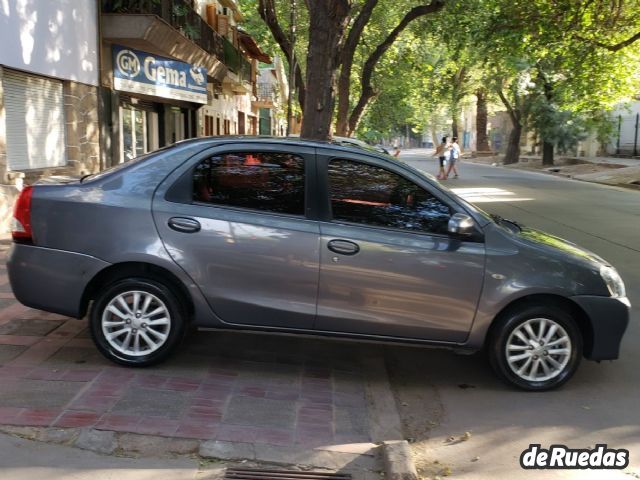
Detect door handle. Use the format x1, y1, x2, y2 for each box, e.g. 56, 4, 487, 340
168, 217, 201, 233
328, 239, 360, 256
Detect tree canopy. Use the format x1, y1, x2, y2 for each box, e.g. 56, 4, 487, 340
240, 0, 640, 158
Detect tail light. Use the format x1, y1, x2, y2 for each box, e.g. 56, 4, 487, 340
11, 186, 33, 242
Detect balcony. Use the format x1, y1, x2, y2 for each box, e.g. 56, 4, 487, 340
252, 82, 278, 108
101, 0, 252, 84
222, 36, 252, 85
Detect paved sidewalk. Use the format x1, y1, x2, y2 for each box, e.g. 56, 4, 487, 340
0, 239, 384, 469
0, 431, 202, 480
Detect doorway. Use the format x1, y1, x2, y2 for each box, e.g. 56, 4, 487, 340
119, 105, 159, 163
164, 107, 186, 145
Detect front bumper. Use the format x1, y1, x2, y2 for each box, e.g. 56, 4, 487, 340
7, 243, 111, 318
571, 295, 630, 361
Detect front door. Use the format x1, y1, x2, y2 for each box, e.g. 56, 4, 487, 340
153, 146, 320, 329
315, 156, 485, 342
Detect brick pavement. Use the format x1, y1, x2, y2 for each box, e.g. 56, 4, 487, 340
0, 240, 372, 449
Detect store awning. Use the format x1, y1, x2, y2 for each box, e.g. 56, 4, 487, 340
101, 14, 227, 82
238, 32, 272, 64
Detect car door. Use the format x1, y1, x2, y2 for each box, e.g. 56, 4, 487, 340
315, 153, 485, 342
152, 144, 320, 330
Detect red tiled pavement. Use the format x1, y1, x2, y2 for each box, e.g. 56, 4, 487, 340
0, 244, 372, 447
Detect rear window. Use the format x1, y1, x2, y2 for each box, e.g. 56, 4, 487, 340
81, 146, 174, 183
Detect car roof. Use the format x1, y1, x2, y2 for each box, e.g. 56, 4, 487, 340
172, 135, 385, 156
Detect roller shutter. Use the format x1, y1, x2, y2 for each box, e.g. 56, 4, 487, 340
3, 70, 66, 171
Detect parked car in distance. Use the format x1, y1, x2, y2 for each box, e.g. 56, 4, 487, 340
7, 137, 629, 390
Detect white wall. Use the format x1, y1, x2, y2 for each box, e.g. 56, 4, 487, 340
0, 0, 98, 85
606, 100, 640, 155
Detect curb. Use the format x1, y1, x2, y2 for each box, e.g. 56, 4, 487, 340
0, 425, 381, 474
382, 440, 418, 480
362, 355, 419, 480
465, 157, 640, 191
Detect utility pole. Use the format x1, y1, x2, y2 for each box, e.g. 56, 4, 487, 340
286, 0, 297, 136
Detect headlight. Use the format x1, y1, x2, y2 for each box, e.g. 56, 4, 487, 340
600, 265, 626, 298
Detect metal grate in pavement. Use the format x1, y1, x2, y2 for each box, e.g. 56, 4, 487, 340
224, 468, 351, 479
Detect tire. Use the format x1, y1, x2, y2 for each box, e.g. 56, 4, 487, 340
488, 304, 582, 391
89, 277, 186, 367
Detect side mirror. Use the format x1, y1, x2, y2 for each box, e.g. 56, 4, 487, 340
448, 213, 476, 236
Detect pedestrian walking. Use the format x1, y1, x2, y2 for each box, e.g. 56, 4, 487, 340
445, 136, 461, 179
393, 146, 401, 158
434, 136, 448, 179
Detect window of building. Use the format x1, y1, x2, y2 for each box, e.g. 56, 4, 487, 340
193, 152, 305, 215
328, 159, 452, 234
3, 69, 66, 170
204, 115, 215, 136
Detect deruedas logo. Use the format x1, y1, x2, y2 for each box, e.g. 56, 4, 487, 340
116, 49, 141, 78
520, 444, 629, 469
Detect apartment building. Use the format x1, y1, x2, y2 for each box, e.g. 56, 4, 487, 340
0, 0, 100, 230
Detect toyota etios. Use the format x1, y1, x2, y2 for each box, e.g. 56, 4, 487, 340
7, 138, 629, 390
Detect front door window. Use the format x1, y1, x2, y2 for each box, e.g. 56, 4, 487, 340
328, 159, 452, 234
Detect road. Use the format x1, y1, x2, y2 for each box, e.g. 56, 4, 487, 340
390, 149, 640, 479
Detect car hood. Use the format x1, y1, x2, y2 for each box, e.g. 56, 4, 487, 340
516, 226, 607, 266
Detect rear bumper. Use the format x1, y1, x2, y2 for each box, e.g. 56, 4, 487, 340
7, 243, 110, 318
571, 295, 630, 361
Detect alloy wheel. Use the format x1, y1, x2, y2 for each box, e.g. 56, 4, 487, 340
505, 317, 572, 382
101, 290, 171, 356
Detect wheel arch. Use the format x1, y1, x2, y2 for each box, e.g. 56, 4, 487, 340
484, 293, 594, 357
80, 262, 195, 320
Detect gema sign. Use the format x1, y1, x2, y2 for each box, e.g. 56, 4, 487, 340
113, 45, 208, 104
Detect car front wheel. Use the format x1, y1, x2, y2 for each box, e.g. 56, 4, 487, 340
489, 305, 582, 391
89, 277, 186, 367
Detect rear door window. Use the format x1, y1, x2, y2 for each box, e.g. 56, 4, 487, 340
193, 152, 305, 216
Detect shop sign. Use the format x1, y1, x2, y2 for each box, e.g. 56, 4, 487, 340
113, 45, 208, 104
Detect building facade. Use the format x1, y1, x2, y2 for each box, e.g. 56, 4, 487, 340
100, 0, 279, 167
0, 0, 100, 230
0, 0, 286, 232
253, 56, 289, 137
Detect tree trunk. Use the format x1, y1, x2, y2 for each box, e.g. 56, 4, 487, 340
504, 124, 522, 165
541, 80, 554, 166
301, 0, 350, 140
497, 89, 522, 165
258, 0, 306, 112
430, 125, 439, 148
449, 67, 466, 142
335, 0, 378, 136
542, 141, 554, 166
475, 89, 490, 152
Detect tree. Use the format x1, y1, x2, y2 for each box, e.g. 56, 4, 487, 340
257, 0, 445, 140
337, 1, 446, 136
468, 0, 640, 164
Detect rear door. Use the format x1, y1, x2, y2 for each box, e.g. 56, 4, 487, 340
315, 153, 486, 342
152, 144, 320, 330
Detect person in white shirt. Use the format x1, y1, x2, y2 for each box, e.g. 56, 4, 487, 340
445, 136, 461, 179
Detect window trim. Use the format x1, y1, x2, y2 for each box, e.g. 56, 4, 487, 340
321, 154, 483, 241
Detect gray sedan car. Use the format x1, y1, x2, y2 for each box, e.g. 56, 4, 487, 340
7, 138, 629, 390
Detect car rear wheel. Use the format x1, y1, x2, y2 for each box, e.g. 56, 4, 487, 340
89, 278, 186, 367
489, 305, 582, 391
